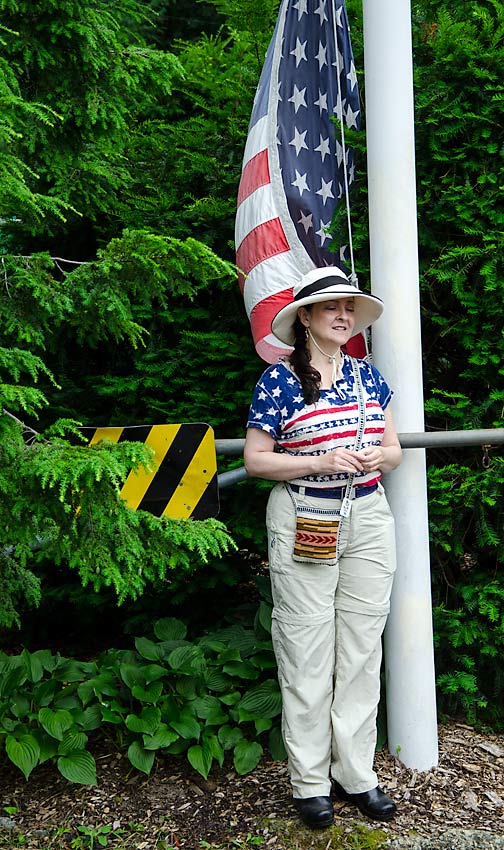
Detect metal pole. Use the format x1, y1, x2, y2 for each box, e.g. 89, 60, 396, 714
215, 429, 504, 456
362, 0, 438, 770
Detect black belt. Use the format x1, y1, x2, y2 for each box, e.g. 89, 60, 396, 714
289, 483, 378, 500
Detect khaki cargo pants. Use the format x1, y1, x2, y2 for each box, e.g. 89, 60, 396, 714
266, 482, 397, 799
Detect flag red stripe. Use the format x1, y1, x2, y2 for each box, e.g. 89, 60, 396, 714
236, 218, 290, 292
249, 288, 294, 345
237, 149, 270, 205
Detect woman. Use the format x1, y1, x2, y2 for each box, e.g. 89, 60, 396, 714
244, 267, 402, 829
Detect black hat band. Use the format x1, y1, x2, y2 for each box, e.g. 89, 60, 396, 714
293, 276, 352, 301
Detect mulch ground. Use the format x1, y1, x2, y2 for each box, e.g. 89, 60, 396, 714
0, 720, 503, 849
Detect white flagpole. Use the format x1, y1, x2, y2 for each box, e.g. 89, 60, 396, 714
362, 0, 438, 770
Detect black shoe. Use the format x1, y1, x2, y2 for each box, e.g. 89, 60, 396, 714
332, 781, 397, 822
293, 795, 334, 829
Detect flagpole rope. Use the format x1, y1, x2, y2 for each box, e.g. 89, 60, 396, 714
332, 1, 356, 287
332, 0, 369, 357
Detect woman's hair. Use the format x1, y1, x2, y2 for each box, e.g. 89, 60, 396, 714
289, 311, 321, 404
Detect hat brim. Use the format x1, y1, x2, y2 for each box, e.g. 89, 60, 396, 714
271, 286, 384, 346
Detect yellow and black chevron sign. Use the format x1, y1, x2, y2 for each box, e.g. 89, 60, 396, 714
80, 423, 218, 520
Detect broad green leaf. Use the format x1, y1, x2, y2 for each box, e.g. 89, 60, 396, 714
33, 649, 59, 673
32, 730, 59, 764
192, 695, 228, 724
205, 669, 231, 693
0, 666, 26, 697
135, 637, 164, 661
53, 660, 95, 683
254, 718, 272, 734
222, 661, 259, 680
73, 704, 103, 731
6, 734, 40, 780
188, 741, 213, 778
257, 601, 273, 635
142, 664, 168, 684
233, 739, 263, 775
268, 726, 287, 761
58, 730, 88, 755
10, 694, 30, 719
175, 677, 199, 700
219, 691, 241, 706
217, 725, 244, 750
127, 741, 155, 775
154, 618, 187, 641
120, 663, 146, 690
100, 706, 123, 724
131, 681, 164, 704
168, 645, 206, 674
237, 680, 282, 719
206, 733, 224, 767
125, 706, 161, 735
38, 708, 74, 741
21, 648, 44, 683
77, 673, 118, 705
170, 714, 201, 740
57, 751, 97, 785
142, 726, 179, 750
33, 678, 58, 707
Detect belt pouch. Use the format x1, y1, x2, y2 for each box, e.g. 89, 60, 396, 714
287, 485, 339, 566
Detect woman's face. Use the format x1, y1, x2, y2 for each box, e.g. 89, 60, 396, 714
299, 297, 356, 350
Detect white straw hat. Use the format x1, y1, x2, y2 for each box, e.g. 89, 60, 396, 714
271, 267, 384, 345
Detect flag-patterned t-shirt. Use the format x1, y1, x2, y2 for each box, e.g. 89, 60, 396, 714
246, 354, 393, 490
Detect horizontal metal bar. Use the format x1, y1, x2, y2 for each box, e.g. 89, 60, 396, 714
216, 429, 504, 457
217, 467, 249, 487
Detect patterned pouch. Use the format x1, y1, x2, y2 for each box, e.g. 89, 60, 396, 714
287, 486, 340, 566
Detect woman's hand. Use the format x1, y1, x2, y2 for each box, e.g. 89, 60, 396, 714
315, 447, 364, 475
353, 445, 385, 473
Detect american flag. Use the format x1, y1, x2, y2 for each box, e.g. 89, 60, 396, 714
235, 0, 363, 363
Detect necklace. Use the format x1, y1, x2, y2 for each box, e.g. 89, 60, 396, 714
307, 330, 344, 386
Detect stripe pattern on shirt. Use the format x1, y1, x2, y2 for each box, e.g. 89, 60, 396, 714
246, 355, 392, 489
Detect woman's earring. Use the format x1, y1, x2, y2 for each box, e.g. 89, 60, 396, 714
305, 327, 309, 340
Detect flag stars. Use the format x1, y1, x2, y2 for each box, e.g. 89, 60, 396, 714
289, 127, 308, 156
270, 368, 279, 379
316, 219, 332, 245
345, 103, 360, 129
347, 60, 358, 90
291, 37, 307, 67
315, 42, 327, 70
293, 0, 308, 19
298, 210, 313, 234
315, 0, 328, 24
316, 177, 335, 205
292, 170, 310, 196
271, 386, 282, 398
314, 89, 328, 115
288, 84, 307, 113
315, 133, 331, 162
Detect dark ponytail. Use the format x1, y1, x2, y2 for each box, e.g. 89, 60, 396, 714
289, 312, 321, 404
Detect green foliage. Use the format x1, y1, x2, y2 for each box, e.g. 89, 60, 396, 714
0, 411, 236, 628
0, 0, 183, 239
429, 457, 504, 725
0, 610, 283, 784
434, 578, 504, 725
412, 1, 504, 424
